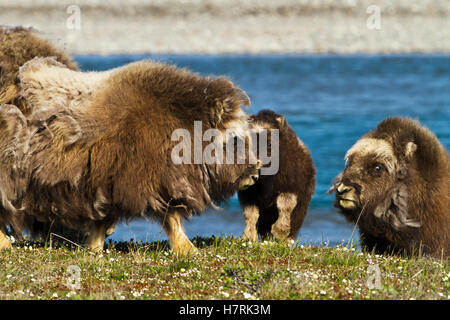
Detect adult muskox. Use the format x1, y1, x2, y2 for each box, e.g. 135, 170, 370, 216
0, 26, 78, 109
0, 57, 260, 253
238, 110, 315, 243
330, 117, 449, 258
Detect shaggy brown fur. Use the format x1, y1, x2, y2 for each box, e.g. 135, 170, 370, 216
0, 26, 81, 246
0, 104, 30, 247
0, 57, 260, 253
0, 26, 78, 111
330, 117, 450, 258
238, 110, 316, 242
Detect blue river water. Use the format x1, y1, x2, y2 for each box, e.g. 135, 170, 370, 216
76, 54, 450, 246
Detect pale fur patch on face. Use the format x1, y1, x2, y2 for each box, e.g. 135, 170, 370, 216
249, 120, 271, 132
345, 138, 397, 173
222, 108, 261, 165
223, 108, 251, 139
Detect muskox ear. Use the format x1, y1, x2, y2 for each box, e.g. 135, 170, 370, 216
276, 116, 286, 128
404, 141, 417, 160
373, 184, 421, 230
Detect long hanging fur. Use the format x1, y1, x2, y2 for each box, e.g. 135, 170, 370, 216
0, 26, 80, 242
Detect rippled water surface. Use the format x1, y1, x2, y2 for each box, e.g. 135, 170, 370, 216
76, 54, 450, 245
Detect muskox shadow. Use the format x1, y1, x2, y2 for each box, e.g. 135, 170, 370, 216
10, 234, 229, 254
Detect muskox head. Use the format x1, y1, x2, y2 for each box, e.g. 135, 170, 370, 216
328, 117, 437, 232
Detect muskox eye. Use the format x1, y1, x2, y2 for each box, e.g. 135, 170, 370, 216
371, 163, 385, 177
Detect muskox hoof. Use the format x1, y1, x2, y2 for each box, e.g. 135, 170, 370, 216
86, 241, 104, 252
270, 220, 290, 241
0, 232, 12, 250
242, 231, 258, 242
85, 224, 107, 252
105, 224, 116, 237
172, 239, 197, 255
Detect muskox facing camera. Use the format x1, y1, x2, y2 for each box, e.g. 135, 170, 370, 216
330, 117, 449, 258
238, 110, 316, 243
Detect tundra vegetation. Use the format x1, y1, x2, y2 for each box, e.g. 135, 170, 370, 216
0, 236, 448, 300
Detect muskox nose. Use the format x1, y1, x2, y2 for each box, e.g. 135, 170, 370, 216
336, 183, 353, 195
251, 173, 259, 183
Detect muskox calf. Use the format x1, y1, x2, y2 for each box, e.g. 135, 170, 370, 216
0, 57, 260, 253
238, 110, 316, 242
330, 117, 450, 258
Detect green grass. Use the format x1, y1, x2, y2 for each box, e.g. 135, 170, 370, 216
0, 236, 448, 300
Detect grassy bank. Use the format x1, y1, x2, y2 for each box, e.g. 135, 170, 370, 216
0, 237, 448, 300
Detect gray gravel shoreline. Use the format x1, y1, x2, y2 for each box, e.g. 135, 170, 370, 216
1, 0, 449, 55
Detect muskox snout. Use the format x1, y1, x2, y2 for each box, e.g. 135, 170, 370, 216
336, 183, 352, 195
335, 182, 359, 209
238, 167, 260, 190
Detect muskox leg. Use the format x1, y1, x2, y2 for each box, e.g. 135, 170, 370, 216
0, 225, 12, 249
85, 222, 109, 252
242, 205, 259, 241
162, 211, 195, 254
105, 223, 116, 237
271, 193, 297, 242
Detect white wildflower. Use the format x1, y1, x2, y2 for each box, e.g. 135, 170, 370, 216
243, 292, 256, 299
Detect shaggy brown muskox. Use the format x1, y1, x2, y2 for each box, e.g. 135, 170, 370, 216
330, 117, 450, 258
0, 26, 81, 246
0, 57, 260, 253
238, 110, 315, 243
0, 26, 78, 110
